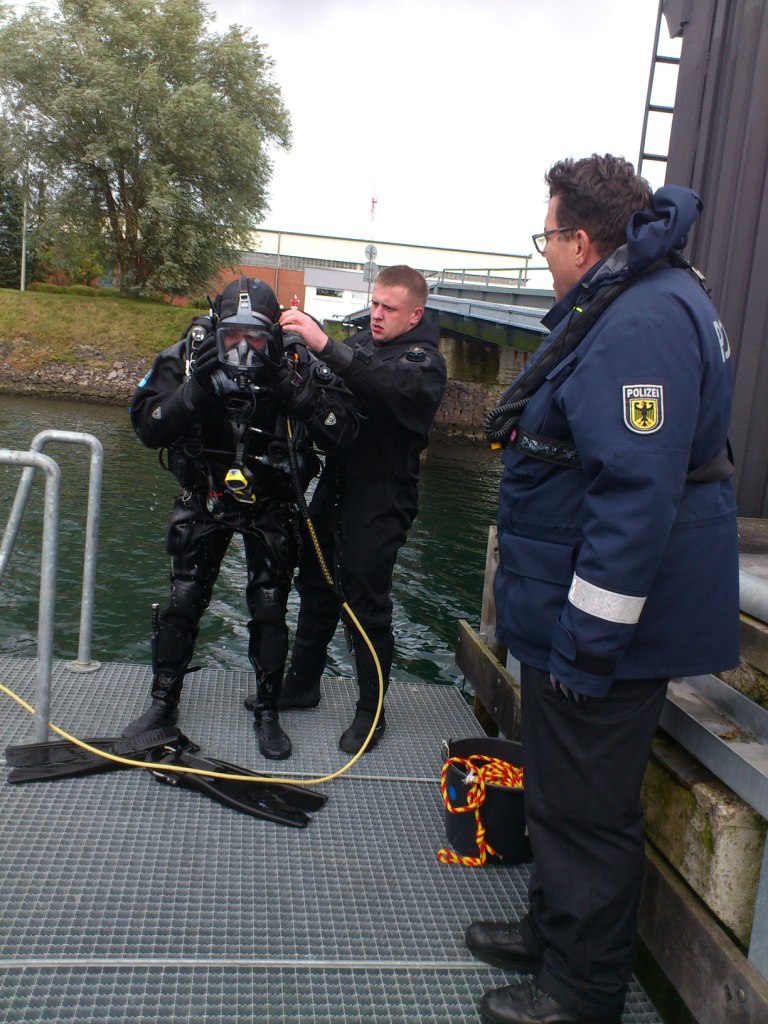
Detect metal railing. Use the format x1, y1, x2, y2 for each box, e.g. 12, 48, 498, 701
428, 265, 535, 289
0, 431, 104, 741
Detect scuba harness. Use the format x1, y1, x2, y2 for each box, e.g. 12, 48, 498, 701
179, 306, 316, 509
484, 252, 734, 484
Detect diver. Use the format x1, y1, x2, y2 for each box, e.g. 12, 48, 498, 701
125, 277, 359, 759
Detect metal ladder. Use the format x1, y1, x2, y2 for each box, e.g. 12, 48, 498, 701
0, 431, 104, 742
638, 0, 682, 183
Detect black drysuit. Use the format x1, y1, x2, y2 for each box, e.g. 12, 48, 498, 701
287, 317, 447, 712
129, 325, 358, 709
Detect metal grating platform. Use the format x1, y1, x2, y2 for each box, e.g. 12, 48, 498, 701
0, 657, 662, 1023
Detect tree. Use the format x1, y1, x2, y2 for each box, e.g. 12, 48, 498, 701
0, 0, 291, 297
0, 172, 25, 287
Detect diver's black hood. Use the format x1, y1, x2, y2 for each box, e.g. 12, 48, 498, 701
213, 276, 280, 324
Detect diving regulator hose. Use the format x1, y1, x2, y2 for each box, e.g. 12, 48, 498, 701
1, 413, 384, 788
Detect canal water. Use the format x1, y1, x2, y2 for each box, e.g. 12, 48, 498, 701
0, 395, 503, 687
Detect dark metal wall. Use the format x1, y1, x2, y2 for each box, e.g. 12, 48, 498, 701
663, 0, 768, 516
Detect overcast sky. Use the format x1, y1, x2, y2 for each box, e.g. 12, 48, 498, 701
206, 0, 677, 259
12, 0, 678, 260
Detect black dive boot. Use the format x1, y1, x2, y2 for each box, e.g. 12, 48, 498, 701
277, 640, 327, 709
123, 608, 194, 738
339, 633, 391, 754
339, 705, 386, 755
245, 668, 322, 711
277, 667, 321, 709
122, 674, 183, 737
251, 673, 292, 760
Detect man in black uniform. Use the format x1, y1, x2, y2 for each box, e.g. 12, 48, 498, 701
125, 277, 358, 759
273, 265, 447, 754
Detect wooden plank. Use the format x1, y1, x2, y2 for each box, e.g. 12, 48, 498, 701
455, 618, 521, 740
638, 843, 768, 1024
739, 613, 768, 678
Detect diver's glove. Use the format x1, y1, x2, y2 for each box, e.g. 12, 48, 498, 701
254, 328, 318, 419
190, 333, 219, 387
185, 332, 220, 411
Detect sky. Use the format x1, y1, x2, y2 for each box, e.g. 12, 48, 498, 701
204, 0, 677, 258
10, 0, 678, 260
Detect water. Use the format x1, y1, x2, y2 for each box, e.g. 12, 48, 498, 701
0, 395, 502, 686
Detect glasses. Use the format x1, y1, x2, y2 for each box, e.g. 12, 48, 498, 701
532, 226, 577, 255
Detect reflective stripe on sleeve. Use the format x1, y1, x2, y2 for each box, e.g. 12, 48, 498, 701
568, 574, 646, 624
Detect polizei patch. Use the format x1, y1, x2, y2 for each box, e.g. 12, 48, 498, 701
622, 384, 664, 434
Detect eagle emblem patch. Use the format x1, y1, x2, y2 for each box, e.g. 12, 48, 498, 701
622, 384, 664, 434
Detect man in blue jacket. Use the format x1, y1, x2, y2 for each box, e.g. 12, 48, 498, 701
466, 155, 739, 1024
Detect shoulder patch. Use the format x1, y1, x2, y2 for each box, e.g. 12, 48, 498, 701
152, 406, 163, 420
622, 384, 664, 434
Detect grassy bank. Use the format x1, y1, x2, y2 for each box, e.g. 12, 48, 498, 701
0, 288, 194, 371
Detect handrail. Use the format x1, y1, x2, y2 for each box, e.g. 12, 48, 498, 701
0, 430, 103, 670
0, 449, 60, 742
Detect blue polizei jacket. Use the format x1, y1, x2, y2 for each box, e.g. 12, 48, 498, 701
494, 185, 740, 696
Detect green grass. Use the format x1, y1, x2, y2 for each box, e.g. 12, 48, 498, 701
0, 288, 194, 370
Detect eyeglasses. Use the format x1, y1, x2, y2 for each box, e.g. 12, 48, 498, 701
532, 226, 577, 255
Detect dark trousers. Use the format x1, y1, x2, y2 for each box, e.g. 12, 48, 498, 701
289, 483, 406, 713
518, 664, 668, 1019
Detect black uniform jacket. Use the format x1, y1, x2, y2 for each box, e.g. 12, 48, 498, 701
320, 316, 447, 530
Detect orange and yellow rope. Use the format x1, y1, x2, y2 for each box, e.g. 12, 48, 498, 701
437, 754, 523, 867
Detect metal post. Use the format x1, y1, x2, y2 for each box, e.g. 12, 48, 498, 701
71, 435, 103, 670
0, 449, 60, 742
0, 430, 103, 670
19, 121, 29, 292
275, 231, 281, 300
20, 171, 27, 292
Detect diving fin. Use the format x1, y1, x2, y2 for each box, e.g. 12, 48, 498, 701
5, 729, 326, 829
5, 727, 197, 783
195, 755, 328, 813
148, 747, 327, 828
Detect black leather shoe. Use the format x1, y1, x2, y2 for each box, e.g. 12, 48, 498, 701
338, 709, 385, 754
480, 980, 621, 1024
465, 922, 542, 972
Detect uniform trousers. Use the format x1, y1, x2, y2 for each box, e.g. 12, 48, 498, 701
518, 664, 669, 1019
289, 476, 408, 712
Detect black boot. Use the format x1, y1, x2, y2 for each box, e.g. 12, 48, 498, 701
339, 707, 386, 755
278, 667, 322, 709
249, 672, 292, 760
122, 674, 183, 737
244, 671, 322, 711
254, 707, 293, 760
